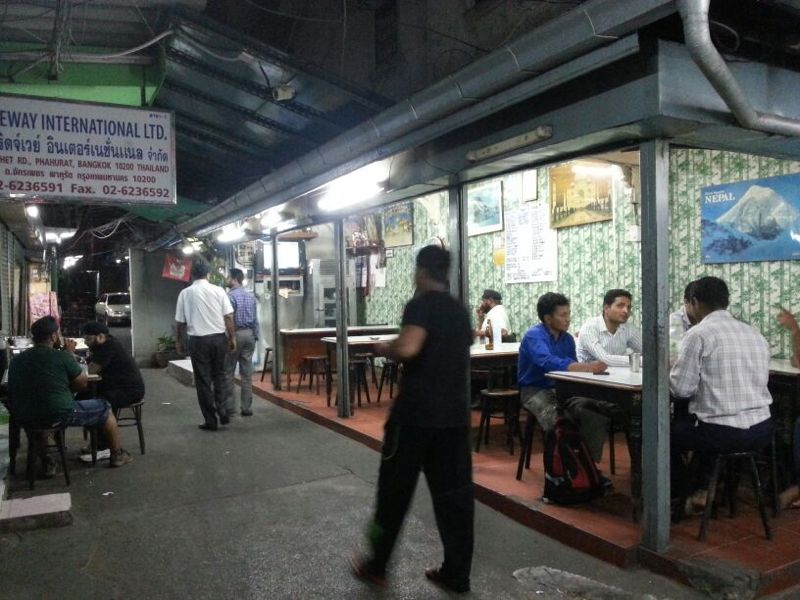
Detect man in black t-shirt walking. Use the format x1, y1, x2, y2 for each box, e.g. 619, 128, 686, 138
351, 246, 474, 594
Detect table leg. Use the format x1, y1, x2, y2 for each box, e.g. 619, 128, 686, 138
628, 393, 643, 523
326, 344, 333, 406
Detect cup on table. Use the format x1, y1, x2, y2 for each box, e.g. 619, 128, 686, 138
629, 352, 641, 373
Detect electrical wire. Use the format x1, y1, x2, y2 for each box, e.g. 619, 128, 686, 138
398, 21, 491, 54
241, 0, 342, 24
176, 25, 245, 62
340, 0, 347, 77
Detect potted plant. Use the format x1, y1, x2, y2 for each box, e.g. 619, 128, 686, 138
154, 333, 179, 368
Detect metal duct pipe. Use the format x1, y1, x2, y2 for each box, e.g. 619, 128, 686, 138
148, 0, 674, 248
677, 0, 800, 137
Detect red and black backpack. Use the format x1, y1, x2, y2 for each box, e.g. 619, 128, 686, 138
542, 417, 604, 505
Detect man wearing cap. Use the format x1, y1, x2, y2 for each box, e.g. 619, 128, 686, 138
474, 289, 510, 339
8, 316, 132, 474
225, 268, 259, 417
175, 262, 237, 431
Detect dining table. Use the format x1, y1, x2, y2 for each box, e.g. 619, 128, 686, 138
546, 366, 643, 518
320, 334, 398, 406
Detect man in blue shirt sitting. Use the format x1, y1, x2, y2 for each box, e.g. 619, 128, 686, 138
519, 292, 610, 463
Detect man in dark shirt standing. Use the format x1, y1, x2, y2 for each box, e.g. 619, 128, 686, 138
351, 246, 474, 594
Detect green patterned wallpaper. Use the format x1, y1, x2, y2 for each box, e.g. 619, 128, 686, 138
670, 148, 800, 358
364, 192, 449, 325
466, 168, 641, 338
363, 148, 800, 358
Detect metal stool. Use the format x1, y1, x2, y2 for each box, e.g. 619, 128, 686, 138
296, 355, 328, 395
475, 388, 521, 455
698, 450, 772, 541
114, 401, 145, 455
259, 347, 273, 382
23, 423, 70, 489
354, 352, 378, 388
334, 358, 371, 407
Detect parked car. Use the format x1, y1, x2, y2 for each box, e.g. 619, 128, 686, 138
95, 293, 131, 325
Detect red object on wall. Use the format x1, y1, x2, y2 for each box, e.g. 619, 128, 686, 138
162, 254, 192, 282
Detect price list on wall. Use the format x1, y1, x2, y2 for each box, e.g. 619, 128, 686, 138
505, 202, 557, 284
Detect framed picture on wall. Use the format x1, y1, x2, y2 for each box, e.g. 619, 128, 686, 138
467, 179, 504, 236
383, 201, 414, 247
549, 160, 613, 229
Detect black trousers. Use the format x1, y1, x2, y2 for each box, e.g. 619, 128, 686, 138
367, 420, 474, 584
189, 333, 229, 426
671, 415, 773, 498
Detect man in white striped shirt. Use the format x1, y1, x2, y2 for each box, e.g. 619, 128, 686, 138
670, 276, 773, 504
577, 289, 642, 366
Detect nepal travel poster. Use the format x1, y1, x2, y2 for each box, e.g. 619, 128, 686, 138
701, 173, 800, 264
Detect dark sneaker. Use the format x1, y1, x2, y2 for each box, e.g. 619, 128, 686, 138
241, 410, 253, 417
219, 415, 230, 425
198, 423, 218, 431
425, 567, 470, 594
349, 554, 386, 588
110, 449, 133, 468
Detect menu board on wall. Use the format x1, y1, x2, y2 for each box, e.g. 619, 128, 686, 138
505, 203, 557, 283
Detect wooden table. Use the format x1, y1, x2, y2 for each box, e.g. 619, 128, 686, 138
320, 334, 398, 406
546, 366, 643, 516
279, 326, 398, 388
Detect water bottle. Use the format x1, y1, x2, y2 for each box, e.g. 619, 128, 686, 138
669, 312, 684, 361
79, 356, 88, 376
492, 319, 502, 348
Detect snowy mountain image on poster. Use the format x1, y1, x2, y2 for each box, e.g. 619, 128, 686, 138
700, 174, 800, 264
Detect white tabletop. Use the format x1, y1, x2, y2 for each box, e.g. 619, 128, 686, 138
769, 358, 800, 376
320, 334, 398, 345
546, 366, 642, 391
470, 342, 520, 358
281, 326, 398, 335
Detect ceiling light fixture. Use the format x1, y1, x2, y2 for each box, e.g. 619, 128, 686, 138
260, 210, 282, 231
182, 244, 194, 255
466, 125, 553, 162
217, 223, 245, 243
318, 162, 388, 212
25, 205, 39, 218
63, 255, 83, 269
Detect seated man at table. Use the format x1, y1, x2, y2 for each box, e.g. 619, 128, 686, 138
577, 288, 642, 366
80, 321, 145, 460
474, 289, 510, 339
670, 276, 772, 510
518, 292, 610, 464
8, 316, 132, 475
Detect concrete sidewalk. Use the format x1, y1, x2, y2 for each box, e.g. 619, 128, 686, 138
0, 370, 783, 599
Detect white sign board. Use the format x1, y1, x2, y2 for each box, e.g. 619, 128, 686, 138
505, 203, 557, 283
0, 95, 175, 205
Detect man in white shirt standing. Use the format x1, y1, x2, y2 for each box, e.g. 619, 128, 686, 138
577, 289, 642, 366
670, 276, 773, 507
474, 290, 510, 339
175, 262, 237, 431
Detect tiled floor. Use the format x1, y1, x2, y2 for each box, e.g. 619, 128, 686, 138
251, 372, 800, 595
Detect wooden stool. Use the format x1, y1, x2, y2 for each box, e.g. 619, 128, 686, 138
8, 414, 20, 476
607, 411, 631, 475
516, 409, 540, 481
296, 355, 328, 395
114, 401, 145, 455
475, 388, 521, 455
354, 352, 378, 388
334, 359, 371, 407
260, 347, 273, 382
23, 424, 70, 489
377, 359, 399, 404
698, 451, 772, 541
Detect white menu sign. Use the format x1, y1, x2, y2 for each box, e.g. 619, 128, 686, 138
505, 202, 557, 283
0, 95, 175, 205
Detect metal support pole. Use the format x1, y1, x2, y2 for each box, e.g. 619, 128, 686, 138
448, 180, 468, 302
270, 235, 282, 390
334, 220, 351, 418
640, 139, 671, 552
